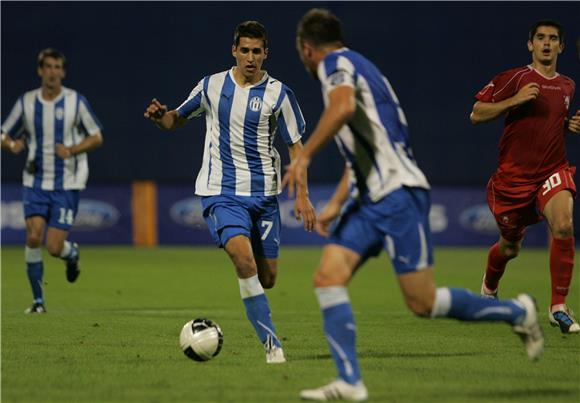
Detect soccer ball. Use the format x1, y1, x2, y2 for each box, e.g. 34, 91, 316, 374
179, 318, 224, 361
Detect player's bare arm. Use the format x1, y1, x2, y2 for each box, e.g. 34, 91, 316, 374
1, 132, 26, 154
316, 166, 350, 237
55, 132, 103, 159
144, 98, 187, 130
283, 85, 355, 197
287, 141, 317, 232
567, 110, 580, 134
470, 82, 540, 124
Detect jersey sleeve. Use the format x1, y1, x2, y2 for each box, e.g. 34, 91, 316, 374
176, 78, 206, 119
318, 53, 357, 93
273, 85, 305, 145
475, 69, 523, 103
1, 97, 25, 138
77, 95, 103, 135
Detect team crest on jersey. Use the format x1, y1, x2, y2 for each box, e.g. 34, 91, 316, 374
248, 96, 263, 112
564, 95, 570, 110
55, 107, 65, 120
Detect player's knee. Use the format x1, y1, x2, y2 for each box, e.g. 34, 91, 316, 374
46, 240, 63, 257
26, 234, 43, 248
259, 271, 277, 289
551, 220, 574, 239
233, 255, 258, 278
500, 244, 520, 259
404, 294, 434, 318
313, 269, 347, 288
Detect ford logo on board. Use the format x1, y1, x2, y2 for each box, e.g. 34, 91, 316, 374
170, 197, 206, 227
73, 200, 120, 231
459, 204, 497, 234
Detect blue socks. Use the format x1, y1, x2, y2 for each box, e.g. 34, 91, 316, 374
239, 275, 281, 347
316, 287, 361, 385
25, 247, 44, 304
432, 287, 526, 325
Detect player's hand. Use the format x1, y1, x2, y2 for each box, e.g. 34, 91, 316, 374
568, 110, 580, 134
512, 82, 540, 107
144, 98, 168, 121
282, 155, 310, 199
8, 138, 26, 154
315, 201, 342, 237
293, 194, 317, 232
55, 143, 73, 159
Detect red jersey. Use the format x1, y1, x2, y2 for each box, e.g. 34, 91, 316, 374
475, 65, 575, 185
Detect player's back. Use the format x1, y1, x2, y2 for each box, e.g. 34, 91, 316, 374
317, 49, 429, 202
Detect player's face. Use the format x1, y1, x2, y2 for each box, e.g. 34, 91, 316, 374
232, 37, 268, 82
296, 39, 318, 80
38, 57, 65, 89
527, 26, 563, 66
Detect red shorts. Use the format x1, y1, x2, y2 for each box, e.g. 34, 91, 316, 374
486, 166, 576, 242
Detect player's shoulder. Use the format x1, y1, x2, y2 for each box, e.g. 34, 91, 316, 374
558, 73, 576, 88
495, 65, 532, 80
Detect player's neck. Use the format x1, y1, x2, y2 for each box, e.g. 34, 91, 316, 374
232, 67, 264, 87
531, 61, 557, 78
41, 85, 62, 101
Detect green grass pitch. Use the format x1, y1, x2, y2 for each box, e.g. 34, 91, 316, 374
1, 246, 579, 402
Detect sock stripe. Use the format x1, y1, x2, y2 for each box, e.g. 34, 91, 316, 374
326, 333, 354, 377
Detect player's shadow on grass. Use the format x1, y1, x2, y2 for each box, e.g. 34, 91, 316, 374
294, 351, 481, 361
470, 388, 577, 399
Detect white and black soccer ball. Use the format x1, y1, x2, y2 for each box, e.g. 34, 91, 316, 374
179, 318, 224, 361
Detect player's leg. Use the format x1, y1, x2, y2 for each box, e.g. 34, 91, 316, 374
301, 201, 374, 401
542, 187, 578, 333
391, 188, 543, 359
482, 178, 525, 298
255, 257, 277, 289
24, 215, 47, 313
300, 244, 368, 402
397, 268, 543, 360
46, 190, 81, 283
201, 195, 284, 362
224, 235, 284, 362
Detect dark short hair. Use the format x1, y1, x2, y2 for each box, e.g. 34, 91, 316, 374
296, 8, 345, 47
529, 20, 564, 43
37, 48, 66, 68
233, 21, 268, 49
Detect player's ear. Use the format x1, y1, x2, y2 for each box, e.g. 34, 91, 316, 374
558, 41, 564, 54
527, 40, 533, 52
232, 45, 237, 58
264, 47, 268, 60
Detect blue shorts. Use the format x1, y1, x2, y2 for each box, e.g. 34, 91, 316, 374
329, 187, 434, 275
201, 195, 281, 258
23, 187, 80, 231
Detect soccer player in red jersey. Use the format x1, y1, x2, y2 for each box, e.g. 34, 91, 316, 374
470, 20, 580, 333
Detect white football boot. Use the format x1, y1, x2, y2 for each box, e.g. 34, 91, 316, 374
512, 294, 544, 361
264, 334, 286, 364
548, 305, 580, 334
300, 379, 368, 401
480, 274, 498, 299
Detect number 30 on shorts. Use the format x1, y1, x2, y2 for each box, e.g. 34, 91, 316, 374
58, 208, 75, 225
541, 173, 562, 196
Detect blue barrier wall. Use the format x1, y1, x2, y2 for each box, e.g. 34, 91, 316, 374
1, 183, 549, 247
1, 2, 579, 186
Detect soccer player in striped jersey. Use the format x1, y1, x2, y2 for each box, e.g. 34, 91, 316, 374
144, 21, 316, 364
287, 9, 543, 401
1, 48, 104, 314
471, 20, 580, 334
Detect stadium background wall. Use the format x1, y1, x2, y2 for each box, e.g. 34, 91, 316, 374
1, 2, 579, 242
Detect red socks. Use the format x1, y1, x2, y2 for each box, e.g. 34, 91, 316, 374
550, 237, 575, 307
484, 243, 513, 291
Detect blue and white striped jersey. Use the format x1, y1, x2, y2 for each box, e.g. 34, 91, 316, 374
176, 68, 305, 196
318, 48, 429, 202
1, 87, 102, 190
